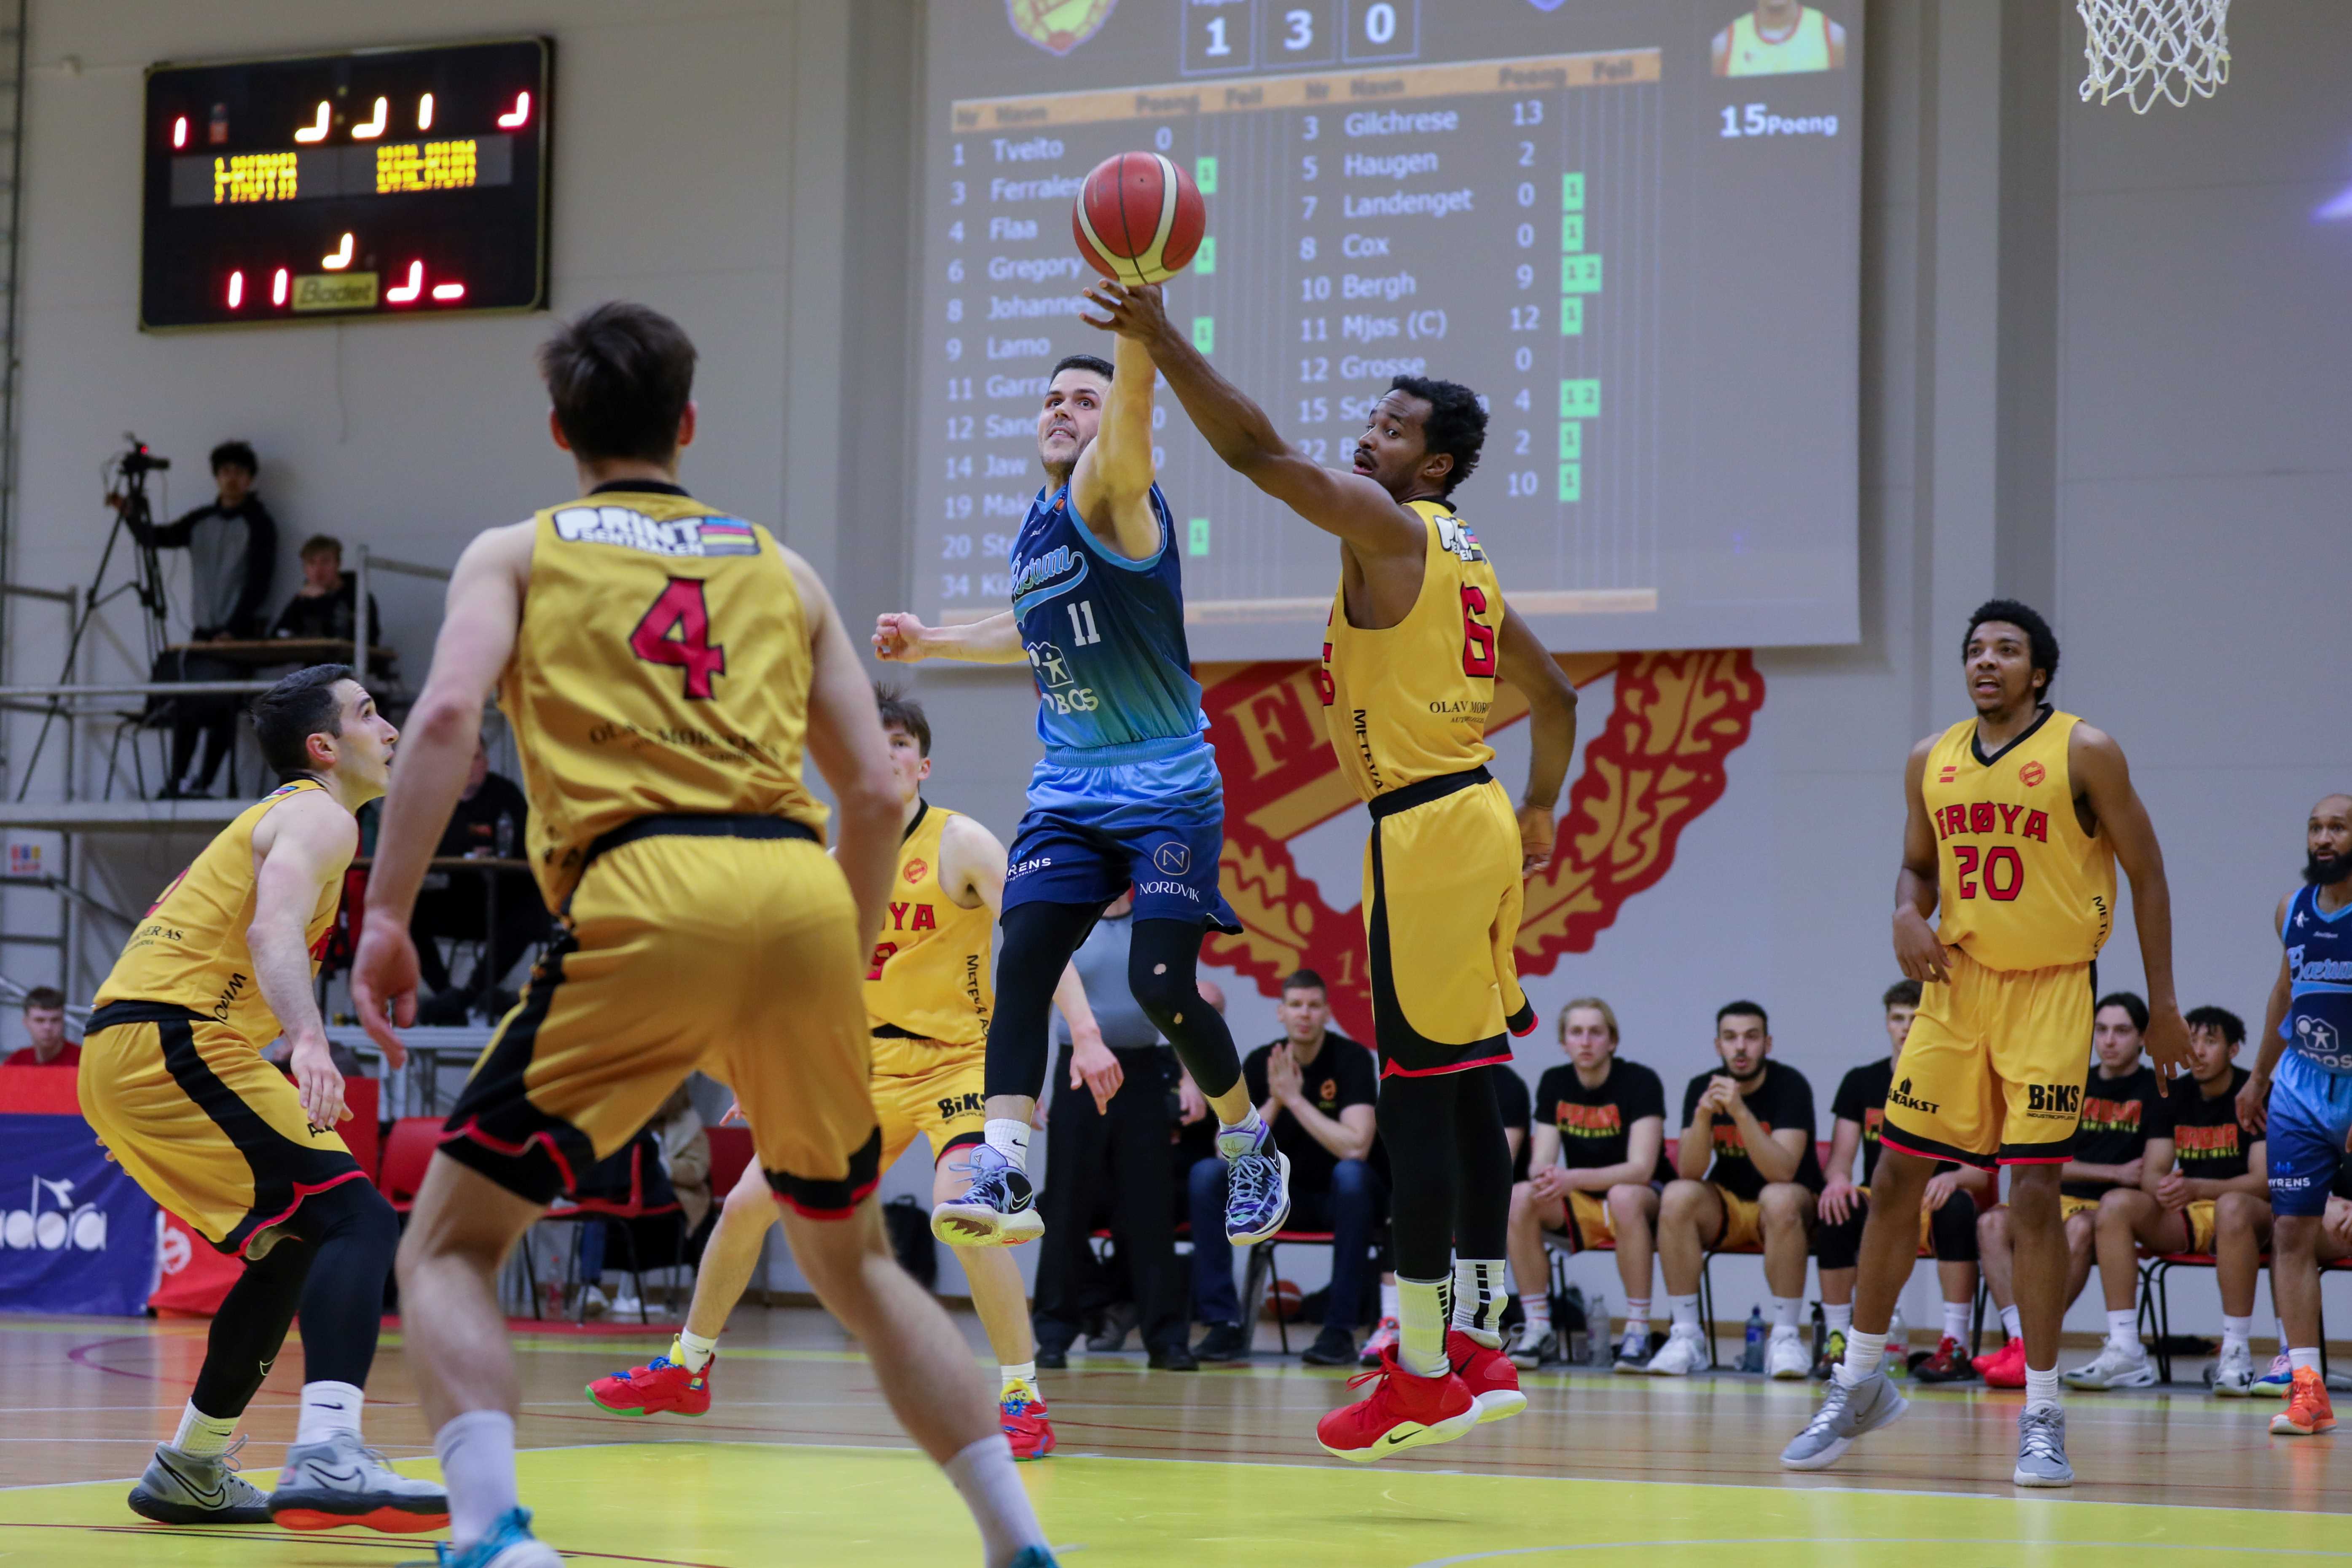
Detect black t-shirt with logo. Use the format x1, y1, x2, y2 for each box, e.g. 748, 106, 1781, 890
1494, 1065, 1533, 1182
2147, 1064, 2258, 1184
1246, 1033, 1378, 1192
1534, 1058, 1676, 1184
2064, 1063, 2162, 1199
1679, 1059, 1824, 1200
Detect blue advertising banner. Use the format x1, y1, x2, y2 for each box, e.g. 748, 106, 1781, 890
0, 1113, 160, 1316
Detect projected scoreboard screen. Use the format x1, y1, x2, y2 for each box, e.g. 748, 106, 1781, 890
141, 38, 550, 329
917, 1, 1861, 656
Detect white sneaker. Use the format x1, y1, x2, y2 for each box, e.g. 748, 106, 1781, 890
266, 1428, 449, 1533
2062, 1340, 2156, 1390
1506, 1318, 1557, 1369
577, 1284, 611, 1319
1644, 1325, 1710, 1376
608, 1294, 644, 1319
1766, 1328, 1811, 1380
2210, 1341, 2256, 1397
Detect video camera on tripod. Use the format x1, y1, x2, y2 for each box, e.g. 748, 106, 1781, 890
114, 437, 171, 477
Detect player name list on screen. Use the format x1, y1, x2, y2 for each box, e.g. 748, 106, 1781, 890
919, 1, 1863, 658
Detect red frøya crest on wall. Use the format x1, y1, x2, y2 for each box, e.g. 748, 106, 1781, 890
1200, 649, 1766, 1042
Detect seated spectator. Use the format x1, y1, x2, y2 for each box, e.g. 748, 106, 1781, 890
4, 987, 79, 1067
135, 441, 277, 798
408, 740, 546, 1023
1191, 970, 1378, 1367
2066, 1005, 2264, 1391
1645, 1000, 1823, 1377
1815, 980, 1991, 1383
1973, 991, 2155, 1386
1506, 996, 1673, 1369
271, 534, 380, 645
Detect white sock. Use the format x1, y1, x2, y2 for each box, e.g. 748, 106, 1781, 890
1522, 1292, 1551, 1332
2291, 1346, 2321, 1373
1942, 1302, 1972, 1346
1835, 1327, 1887, 1386
1668, 1294, 1700, 1331
1825, 1302, 1854, 1335
944, 1433, 1048, 1568
172, 1402, 236, 1459
2105, 1309, 2140, 1352
1450, 1259, 1508, 1348
1215, 1107, 1267, 1159
434, 1410, 518, 1552
1625, 1297, 1651, 1332
1380, 1279, 1400, 1324
2000, 1303, 2022, 1340
983, 1119, 1031, 1173
1397, 1274, 1450, 1377
2222, 1316, 2253, 1355
999, 1360, 1037, 1397
2024, 1367, 2061, 1412
1769, 1295, 1802, 1332
295, 1380, 364, 1448
674, 1329, 718, 1373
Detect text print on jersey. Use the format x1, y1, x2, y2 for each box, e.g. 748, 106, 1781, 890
550, 504, 760, 557
1027, 639, 1098, 715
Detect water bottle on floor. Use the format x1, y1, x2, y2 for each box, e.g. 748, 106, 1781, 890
1589, 1294, 1614, 1369
1741, 1305, 1766, 1373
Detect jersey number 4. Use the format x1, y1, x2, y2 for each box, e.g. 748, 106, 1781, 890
629, 578, 726, 699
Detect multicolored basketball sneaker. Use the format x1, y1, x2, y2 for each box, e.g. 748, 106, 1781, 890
1002, 1385, 1057, 1461
584, 1353, 713, 1418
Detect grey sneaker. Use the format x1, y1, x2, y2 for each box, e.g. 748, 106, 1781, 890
2013, 1404, 2074, 1487
127, 1438, 271, 1525
1780, 1367, 1910, 1470
1220, 1127, 1292, 1245
266, 1428, 449, 1533
2062, 1340, 2155, 1391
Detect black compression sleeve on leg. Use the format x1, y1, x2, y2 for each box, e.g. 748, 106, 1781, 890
190, 1240, 313, 1418
1450, 1066, 1512, 1262
1377, 1071, 1460, 1281
983, 901, 1101, 1102
1126, 919, 1242, 1100
283, 1177, 403, 1389
1930, 1188, 1980, 1262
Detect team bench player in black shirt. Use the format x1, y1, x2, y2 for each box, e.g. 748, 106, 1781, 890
1816, 980, 1992, 1383
1504, 997, 1674, 1369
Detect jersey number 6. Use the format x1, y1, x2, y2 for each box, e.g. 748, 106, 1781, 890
1461, 585, 1497, 677
629, 578, 727, 699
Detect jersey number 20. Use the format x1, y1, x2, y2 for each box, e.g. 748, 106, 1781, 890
629, 578, 727, 699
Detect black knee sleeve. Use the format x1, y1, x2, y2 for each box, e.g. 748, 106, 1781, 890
984, 901, 1100, 1102
285, 1176, 401, 1389
1378, 1072, 1458, 1279
1126, 920, 1241, 1099
1816, 1201, 1868, 1271
1930, 1188, 1980, 1262
1451, 1068, 1511, 1261
191, 1240, 312, 1418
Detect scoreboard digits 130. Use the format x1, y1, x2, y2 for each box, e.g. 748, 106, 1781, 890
141, 37, 552, 330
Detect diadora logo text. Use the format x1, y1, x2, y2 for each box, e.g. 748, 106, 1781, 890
0, 1176, 111, 1252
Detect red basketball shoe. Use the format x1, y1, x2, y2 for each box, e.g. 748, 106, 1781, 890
585, 1354, 713, 1418
1316, 1347, 1477, 1463
1975, 1337, 2027, 1389
1002, 1385, 1056, 1461
1447, 1329, 1528, 1423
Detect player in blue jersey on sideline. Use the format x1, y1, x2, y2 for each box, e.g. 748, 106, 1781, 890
875, 338, 1290, 1255
2239, 792, 2352, 1436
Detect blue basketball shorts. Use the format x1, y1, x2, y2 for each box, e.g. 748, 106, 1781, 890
2265, 1048, 2352, 1218
1003, 741, 1239, 931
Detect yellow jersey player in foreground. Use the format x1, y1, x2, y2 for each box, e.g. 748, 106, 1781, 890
352, 303, 1055, 1568
1781, 599, 2188, 1487
82, 666, 448, 1535
584, 684, 1108, 1461
1082, 279, 1580, 1461
1711, 0, 1847, 76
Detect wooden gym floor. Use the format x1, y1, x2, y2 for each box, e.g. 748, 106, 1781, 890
3, 1306, 2347, 1565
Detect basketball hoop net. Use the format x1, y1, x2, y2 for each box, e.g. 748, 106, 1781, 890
2077, 0, 2231, 112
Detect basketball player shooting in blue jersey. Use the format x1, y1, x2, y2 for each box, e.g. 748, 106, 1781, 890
875, 333, 1290, 1252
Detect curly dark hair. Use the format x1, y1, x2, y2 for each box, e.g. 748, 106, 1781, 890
2185, 1004, 2246, 1047
1388, 375, 1486, 496
1963, 599, 2060, 700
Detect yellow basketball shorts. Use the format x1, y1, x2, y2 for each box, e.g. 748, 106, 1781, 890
1879, 946, 2096, 1169
78, 1002, 364, 1256
1361, 768, 1534, 1077
1711, 1186, 1766, 1251
1566, 1187, 1615, 1248
441, 818, 881, 1220
2184, 1197, 2219, 1255
867, 1031, 987, 1169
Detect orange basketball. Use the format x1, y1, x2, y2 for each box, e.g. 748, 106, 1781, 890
1072, 151, 1208, 287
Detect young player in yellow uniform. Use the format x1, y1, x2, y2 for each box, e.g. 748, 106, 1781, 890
583, 686, 1108, 1461
1781, 599, 2189, 1487
81, 666, 448, 1535
352, 303, 1055, 1568
1080, 279, 1581, 1461
1711, 0, 1848, 76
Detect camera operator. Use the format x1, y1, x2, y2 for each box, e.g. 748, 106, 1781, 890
122, 441, 277, 797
